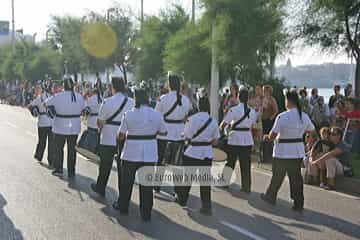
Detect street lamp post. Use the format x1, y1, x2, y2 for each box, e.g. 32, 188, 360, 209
11, 0, 15, 50
192, 0, 195, 23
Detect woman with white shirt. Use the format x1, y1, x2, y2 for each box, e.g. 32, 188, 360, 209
175, 97, 220, 216
261, 90, 315, 212
220, 87, 258, 193
117, 89, 167, 221
154, 74, 192, 191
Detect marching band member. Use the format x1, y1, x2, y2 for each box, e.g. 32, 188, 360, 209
261, 90, 315, 212
84, 82, 103, 132
46, 77, 85, 178
154, 73, 192, 191
175, 96, 220, 216
117, 88, 167, 221
28, 84, 53, 166
91, 77, 134, 198
219, 87, 258, 193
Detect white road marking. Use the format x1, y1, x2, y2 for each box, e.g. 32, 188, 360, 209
220, 221, 267, 240
25, 131, 37, 138
6, 122, 20, 129
253, 168, 360, 200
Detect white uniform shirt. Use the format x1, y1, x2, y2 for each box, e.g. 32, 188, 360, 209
184, 112, 220, 160
155, 91, 192, 141
272, 108, 315, 159
46, 91, 85, 135
98, 93, 135, 146
223, 103, 258, 146
86, 95, 102, 129
119, 106, 167, 163
30, 92, 52, 127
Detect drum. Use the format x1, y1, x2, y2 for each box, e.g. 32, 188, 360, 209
76, 128, 100, 161
213, 148, 227, 162
162, 141, 185, 166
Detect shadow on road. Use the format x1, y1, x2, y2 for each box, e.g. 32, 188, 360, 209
247, 192, 360, 239
100, 201, 216, 240
0, 194, 24, 240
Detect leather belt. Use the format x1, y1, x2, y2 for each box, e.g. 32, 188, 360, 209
233, 128, 250, 131
90, 113, 98, 116
56, 114, 81, 118
278, 138, 303, 143
88, 127, 98, 132
105, 121, 121, 126
164, 119, 184, 124
189, 141, 212, 146
126, 135, 157, 140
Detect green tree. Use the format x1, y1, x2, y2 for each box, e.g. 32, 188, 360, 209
299, 0, 360, 96
164, 23, 211, 85
136, 5, 189, 82
201, 0, 288, 85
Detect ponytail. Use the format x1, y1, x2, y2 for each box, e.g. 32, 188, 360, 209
168, 74, 182, 106
286, 90, 302, 122
239, 87, 250, 118
135, 88, 149, 109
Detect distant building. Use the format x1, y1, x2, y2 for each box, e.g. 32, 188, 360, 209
0, 20, 34, 47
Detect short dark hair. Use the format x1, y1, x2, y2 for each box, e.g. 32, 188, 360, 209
112, 77, 125, 93
334, 85, 341, 91
135, 88, 149, 108
239, 88, 249, 103
198, 97, 210, 113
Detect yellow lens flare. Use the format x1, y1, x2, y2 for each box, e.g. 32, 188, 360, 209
81, 23, 117, 59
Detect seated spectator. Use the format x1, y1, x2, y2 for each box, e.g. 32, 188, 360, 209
303, 131, 319, 184
311, 127, 352, 190
306, 127, 334, 186
311, 96, 330, 130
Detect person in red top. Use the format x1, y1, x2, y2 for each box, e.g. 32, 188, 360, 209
340, 98, 360, 154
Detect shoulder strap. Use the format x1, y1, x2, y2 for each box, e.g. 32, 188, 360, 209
106, 97, 128, 123
231, 107, 251, 130
164, 96, 182, 119
192, 117, 213, 140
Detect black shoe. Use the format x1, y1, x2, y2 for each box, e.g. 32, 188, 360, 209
68, 172, 75, 178
260, 193, 276, 205
34, 156, 42, 162
141, 215, 151, 222
154, 186, 160, 193
90, 183, 105, 197
292, 205, 304, 213
112, 200, 120, 210
175, 196, 187, 207
240, 188, 251, 194
52, 170, 63, 177
199, 207, 212, 216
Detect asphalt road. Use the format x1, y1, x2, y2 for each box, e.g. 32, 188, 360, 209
0, 104, 360, 240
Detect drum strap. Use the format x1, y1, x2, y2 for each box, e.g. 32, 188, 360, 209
189, 117, 213, 146
164, 96, 183, 123
233, 127, 250, 131
278, 138, 303, 143
231, 107, 251, 130
106, 97, 128, 126
90, 113, 98, 116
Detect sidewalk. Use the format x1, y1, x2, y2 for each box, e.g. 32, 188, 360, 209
251, 156, 360, 196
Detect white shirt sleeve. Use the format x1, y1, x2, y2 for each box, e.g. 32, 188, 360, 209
155, 99, 163, 113
98, 102, 108, 121
223, 108, 235, 124
305, 115, 316, 131
184, 118, 195, 139
158, 115, 167, 134
212, 122, 221, 140
30, 97, 40, 107
271, 115, 282, 134
118, 114, 128, 134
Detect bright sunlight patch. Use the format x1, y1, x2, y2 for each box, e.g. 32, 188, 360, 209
81, 23, 117, 59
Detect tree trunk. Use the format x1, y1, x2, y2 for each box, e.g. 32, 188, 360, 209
122, 64, 128, 85
355, 59, 360, 97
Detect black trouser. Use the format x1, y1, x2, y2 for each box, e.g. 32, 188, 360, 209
175, 156, 212, 210
53, 134, 78, 174
265, 158, 304, 207
34, 127, 53, 165
262, 119, 275, 162
119, 160, 155, 220
154, 139, 168, 191
224, 145, 252, 191
95, 145, 117, 194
